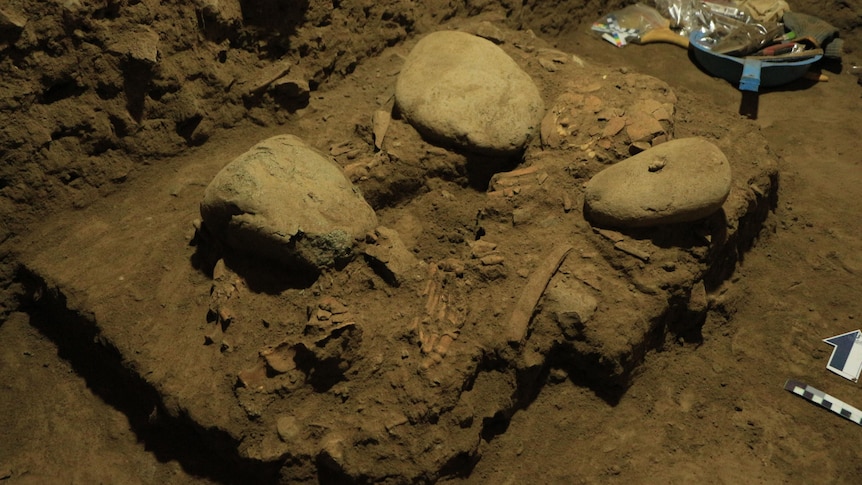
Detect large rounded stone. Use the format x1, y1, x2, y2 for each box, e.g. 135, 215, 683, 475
584, 138, 732, 228
201, 135, 378, 270
395, 30, 544, 155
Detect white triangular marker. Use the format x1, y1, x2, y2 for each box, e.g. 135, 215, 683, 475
823, 330, 862, 382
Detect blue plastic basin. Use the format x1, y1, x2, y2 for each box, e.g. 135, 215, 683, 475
689, 30, 822, 92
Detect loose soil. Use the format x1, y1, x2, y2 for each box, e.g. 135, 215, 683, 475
2, 1, 862, 484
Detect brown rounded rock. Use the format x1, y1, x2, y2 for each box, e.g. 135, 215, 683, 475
201, 135, 378, 270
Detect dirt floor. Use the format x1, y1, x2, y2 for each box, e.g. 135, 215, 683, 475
2, 1, 862, 484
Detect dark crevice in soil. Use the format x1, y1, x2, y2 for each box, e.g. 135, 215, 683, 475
438, 450, 480, 480
16, 266, 282, 485
122, 60, 154, 123
40, 78, 88, 104
190, 233, 322, 294
703, 172, 779, 292
480, 410, 512, 442
315, 453, 357, 484
176, 114, 205, 144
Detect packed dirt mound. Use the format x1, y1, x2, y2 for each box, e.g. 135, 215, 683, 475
2, 0, 619, 321
15, 16, 778, 482
3, 1, 862, 484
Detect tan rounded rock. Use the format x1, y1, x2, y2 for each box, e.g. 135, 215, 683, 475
584, 138, 732, 228
395, 30, 544, 155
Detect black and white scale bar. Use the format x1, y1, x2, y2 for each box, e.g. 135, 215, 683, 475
784, 379, 862, 426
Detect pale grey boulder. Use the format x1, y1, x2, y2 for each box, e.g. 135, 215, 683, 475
584, 138, 732, 228
201, 135, 378, 270
394, 30, 544, 155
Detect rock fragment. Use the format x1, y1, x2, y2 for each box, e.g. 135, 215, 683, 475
107, 26, 160, 65
372, 110, 391, 150
544, 277, 598, 341
625, 110, 665, 143
194, 0, 242, 26
276, 416, 301, 443
537, 48, 571, 72
469, 240, 497, 258
363, 226, 420, 286
0, 7, 26, 39
474, 21, 505, 44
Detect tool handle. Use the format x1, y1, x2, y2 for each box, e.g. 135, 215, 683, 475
639, 28, 690, 48
755, 42, 797, 56
745, 48, 823, 61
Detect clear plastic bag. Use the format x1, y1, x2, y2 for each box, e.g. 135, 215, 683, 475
653, 0, 700, 34
708, 20, 783, 55
685, 1, 784, 56
592, 3, 670, 46
734, 0, 790, 24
